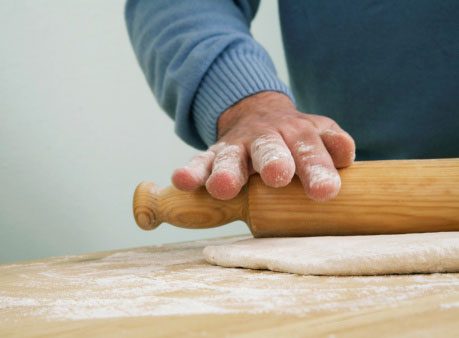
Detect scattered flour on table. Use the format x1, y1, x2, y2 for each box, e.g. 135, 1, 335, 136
0, 237, 458, 322
440, 302, 459, 309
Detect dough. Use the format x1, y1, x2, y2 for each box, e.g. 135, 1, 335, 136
203, 232, 459, 276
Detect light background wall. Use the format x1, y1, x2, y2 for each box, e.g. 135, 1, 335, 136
0, 0, 289, 263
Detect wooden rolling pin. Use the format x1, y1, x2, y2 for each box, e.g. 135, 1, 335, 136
133, 158, 459, 237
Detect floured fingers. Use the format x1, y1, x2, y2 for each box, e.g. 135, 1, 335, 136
283, 124, 342, 202
205, 143, 249, 200
250, 134, 295, 188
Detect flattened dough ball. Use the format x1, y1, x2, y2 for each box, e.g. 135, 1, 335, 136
203, 232, 459, 276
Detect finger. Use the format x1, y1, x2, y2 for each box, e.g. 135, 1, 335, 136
302, 115, 355, 168
320, 124, 356, 168
206, 143, 249, 200
250, 134, 295, 188
294, 138, 341, 201
172, 150, 215, 191
283, 124, 341, 201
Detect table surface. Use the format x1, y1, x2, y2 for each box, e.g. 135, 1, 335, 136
1, 236, 459, 337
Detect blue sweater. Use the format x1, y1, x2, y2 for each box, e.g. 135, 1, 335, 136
125, 0, 458, 160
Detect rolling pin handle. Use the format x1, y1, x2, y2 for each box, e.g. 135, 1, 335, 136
133, 180, 247, 231
133, 181, 162, 230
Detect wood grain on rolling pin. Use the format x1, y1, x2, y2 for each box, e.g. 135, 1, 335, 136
249, 159, 459, 236
133, 158, 459, 237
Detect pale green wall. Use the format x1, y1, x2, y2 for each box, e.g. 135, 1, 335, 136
0, 0, 289, 264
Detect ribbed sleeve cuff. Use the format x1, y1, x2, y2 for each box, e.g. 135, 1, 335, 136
192, 48, 294, 147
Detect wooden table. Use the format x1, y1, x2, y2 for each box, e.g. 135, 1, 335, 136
1, 236, 459, 337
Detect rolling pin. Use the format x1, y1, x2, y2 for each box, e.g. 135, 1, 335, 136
133, 158, 459, 237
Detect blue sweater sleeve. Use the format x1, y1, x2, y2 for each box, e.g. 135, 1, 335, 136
125, 0, 294, 149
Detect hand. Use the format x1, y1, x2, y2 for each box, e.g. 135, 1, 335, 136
172, 91, 355, 201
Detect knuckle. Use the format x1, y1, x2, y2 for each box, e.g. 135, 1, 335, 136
214, 144, 242, 162
293, 141, 318, 162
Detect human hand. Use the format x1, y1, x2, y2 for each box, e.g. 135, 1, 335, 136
172, 91, 355, 201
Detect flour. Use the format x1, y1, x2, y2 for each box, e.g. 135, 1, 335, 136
295, 141, 317, 161
0, 296, 40, 307
1, 237, 459, 322
297, 144, 315, 153
210, 144, 247, 183
306, 164, 341, 190
251, 135, 291, 169
294, 141, 342, 192
295, 141, 315, 156
440, 302, 459, 309
182, 149, 215, 185
251, 135, 294, 187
